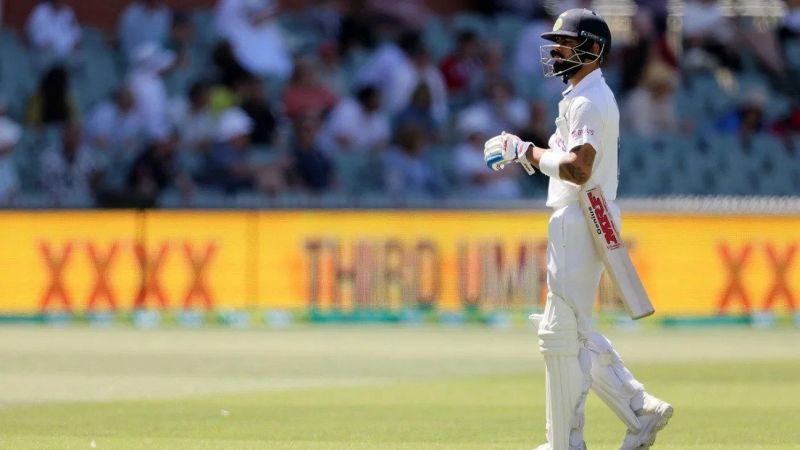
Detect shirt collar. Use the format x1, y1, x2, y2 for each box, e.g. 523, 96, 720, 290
562, 68, 603, 98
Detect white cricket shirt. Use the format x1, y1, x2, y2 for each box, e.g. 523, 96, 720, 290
545, 68, 619, 209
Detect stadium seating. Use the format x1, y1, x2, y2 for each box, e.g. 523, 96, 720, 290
3, 6, 799, 207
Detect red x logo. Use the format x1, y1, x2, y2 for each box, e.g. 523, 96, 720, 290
86, 242, 119, 311
133, 242, 170, 309
39, 241, 74, 312
717, 243, 753, 314
762, 243, 797, 312
182, 241, 217, 309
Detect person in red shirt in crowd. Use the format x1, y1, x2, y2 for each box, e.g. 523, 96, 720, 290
439, 29, 483, 97
282, 56, 339, 122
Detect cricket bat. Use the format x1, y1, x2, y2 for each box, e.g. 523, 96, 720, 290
579, 186, 655, 320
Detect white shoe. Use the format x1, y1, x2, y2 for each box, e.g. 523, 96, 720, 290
620, 394, 673, 449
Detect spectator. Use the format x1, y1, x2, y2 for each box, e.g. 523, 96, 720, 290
215, 0, 292, 79
287, 114, 334, 192
319, 85, 390, 154
382, 123, 443, 197
337, 0, 377, 58
316, 40, 349, 97
513, 6, 554, 77
619, 7, 679, 96
357, 31, 448, 123
453, 107, 521, 199
715, 88, 768, 146
439, 29, 484, 97
771, 101, 800, 153
518, 100, 552, 150
25, 0, 81, 61
512, 6, 559, 99
127, 134, 193, 206
208, 42, 251, 113
127, 42, 175, 140
778, 0, 800, 44
682, 0, 739, 71
304, 0, 342, 40
395, 82, 440, 138
40, 125, 103, 205
119, 0, 172, 57
84, 88, 143, 158
0, 118, 22, 206
282, 56, 338, 122
477, 40, 509, 91
201, 108, 282, 194
237, 74, 278, 145
168, 80, 215, 153
27, 65, 78, 129
163, 11, 199, 94
772, 101, 800, 137
166, 10, 194, 58
621, 63, 679, 138
459, 77, 529, 136
634, 0, 669, 36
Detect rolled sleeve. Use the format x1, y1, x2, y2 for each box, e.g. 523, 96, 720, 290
566, 100, 603, 152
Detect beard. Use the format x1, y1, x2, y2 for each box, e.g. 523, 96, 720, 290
554, 59, 579, 75
553, 59, 581, 82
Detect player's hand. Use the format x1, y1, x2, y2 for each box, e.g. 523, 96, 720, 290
483, 132, 535, 174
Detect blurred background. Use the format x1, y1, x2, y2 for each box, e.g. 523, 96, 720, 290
0, 0, 797, 327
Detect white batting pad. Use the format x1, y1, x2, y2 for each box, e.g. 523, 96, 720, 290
538, 294, 590, 450
586, 331, 645, 432
543, 354, 590, 450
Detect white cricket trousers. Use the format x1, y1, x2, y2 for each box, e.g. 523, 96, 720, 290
537, 201, 645, 450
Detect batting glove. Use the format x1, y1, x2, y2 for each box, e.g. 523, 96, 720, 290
483, 132, 536, 175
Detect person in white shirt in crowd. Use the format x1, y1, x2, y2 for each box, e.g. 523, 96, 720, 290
126, 42, 176, 141
453, 107, 521, 199
318, 85, 390, 155
168, 80, 216, 154
118, 0, 172, 57
25, 0, 81, 60
460, 77, 530, 136
621, 63, 679, 138
0, 117, 22, 206
40, 125, 103, 206
84, 88, 143, 159
214, 0, 292, 79
682, 0, 739, 71
356, 31, 448, 124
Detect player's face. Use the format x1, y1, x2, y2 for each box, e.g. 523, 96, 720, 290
550, 37, 580, 61
549, 37, 581, 75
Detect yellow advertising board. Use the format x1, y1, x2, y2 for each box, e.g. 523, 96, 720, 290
0, 211, 139, 314
0, 210, 797, 317
140, 211, 255, 311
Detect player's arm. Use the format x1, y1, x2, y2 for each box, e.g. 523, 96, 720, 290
484, 133, 596, 185
526, 143, 596, 185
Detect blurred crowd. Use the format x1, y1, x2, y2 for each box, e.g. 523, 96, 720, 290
0, 0, 798, 207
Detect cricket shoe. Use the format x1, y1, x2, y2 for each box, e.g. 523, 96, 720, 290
619, 394, 673, 449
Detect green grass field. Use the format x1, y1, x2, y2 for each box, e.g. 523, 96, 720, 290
0, 325, 799, 449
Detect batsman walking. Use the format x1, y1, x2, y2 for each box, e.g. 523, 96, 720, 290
483, 9, 673, 450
